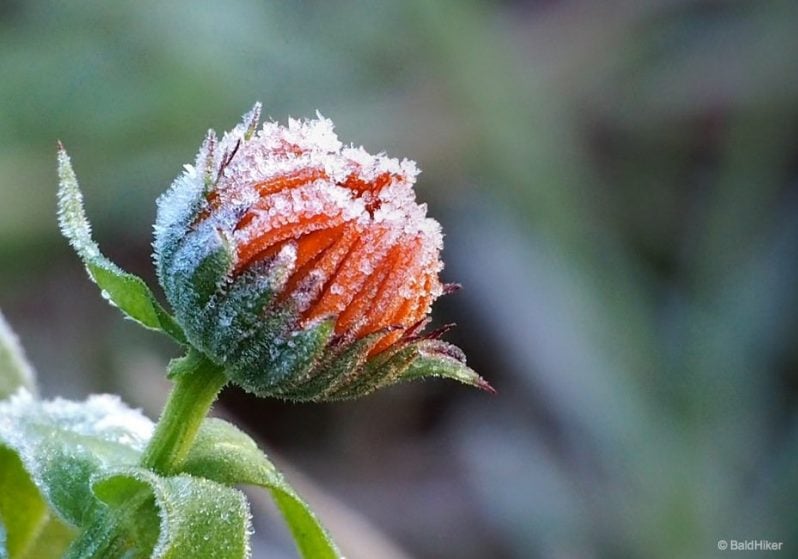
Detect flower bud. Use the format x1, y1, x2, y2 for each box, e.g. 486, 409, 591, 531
154, 104, 491, 400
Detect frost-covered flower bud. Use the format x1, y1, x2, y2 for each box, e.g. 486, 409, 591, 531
154, 104, 491, 400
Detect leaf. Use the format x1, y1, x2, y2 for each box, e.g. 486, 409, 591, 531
179, 419, 341, 559
0, 390, 152, 526
0, 446, 48, 558
0, 394, 253, 558
16, 516, 74, 559
77, 468, 252, 559
0, 311, 36, 400
56, 146, 186, 344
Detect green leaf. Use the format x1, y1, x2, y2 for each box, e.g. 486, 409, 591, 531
0, 391, 152, 526
0, 311, 36, 400
79, 468, 251, 559
0, 393, 253, 558
179, 419, 341, 559
56, 146, 186, 344
16, 515, 75, 559
0, 446, 48, 558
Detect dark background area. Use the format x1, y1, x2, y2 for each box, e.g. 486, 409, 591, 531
2, 1, 798, 557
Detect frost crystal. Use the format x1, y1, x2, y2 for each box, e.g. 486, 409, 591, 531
0, 389, 153, 451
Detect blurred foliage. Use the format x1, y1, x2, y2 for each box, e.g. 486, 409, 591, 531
1, 0, 798, 558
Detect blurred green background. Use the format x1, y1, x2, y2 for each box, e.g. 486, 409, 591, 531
2, 1, 798, 557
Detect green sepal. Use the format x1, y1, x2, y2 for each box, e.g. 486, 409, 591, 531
400, 340, 493, 391
73, 468, 252, 559
282, 331, 380, 402
56, 146, 186, 344
198, 258, 286, 366
242, 102, 262, 141
0, 311, 37, 400
159, 225, 235, 353
326, 341, 418, 400
330, 339, 492, 399
187, 238, 234, 311
178, 419, 340, 559
230, 318, 335, 397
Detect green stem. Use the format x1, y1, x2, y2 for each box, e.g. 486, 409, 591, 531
140, 349, 227, 474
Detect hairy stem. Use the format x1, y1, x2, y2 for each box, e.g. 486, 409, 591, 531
140, 349, 227, 474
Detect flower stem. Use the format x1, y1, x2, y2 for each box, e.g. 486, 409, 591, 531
140, 349, 227, 474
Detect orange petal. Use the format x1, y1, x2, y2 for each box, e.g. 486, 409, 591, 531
302, 225, 394, 324
252, 167, 326, 198
293, 225, 345, 270
335, 244, 399, 335
368, 330, 404, 356
342, 171, 395, 194
367, 272, 435, 356
236, 214, 340, 272
287, 224, 360, 314
355, 236, 422, 339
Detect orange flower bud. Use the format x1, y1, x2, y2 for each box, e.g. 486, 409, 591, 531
154, 104, 491, 400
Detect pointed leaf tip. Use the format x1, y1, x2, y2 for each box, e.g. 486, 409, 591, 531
399, 343, 493, 394
476, 377, 497, 395
57, 145, 99, 262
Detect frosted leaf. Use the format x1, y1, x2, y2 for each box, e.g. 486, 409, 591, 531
0, 390, 153, 453
58, 145, 186, 343
177, 418, 342, 559
0, 389, 153, 525
0, 310, 37, 399
90, 468, 252, 559
56, 146, 101, 262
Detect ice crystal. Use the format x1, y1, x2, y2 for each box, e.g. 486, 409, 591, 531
0, 389, 153, 452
